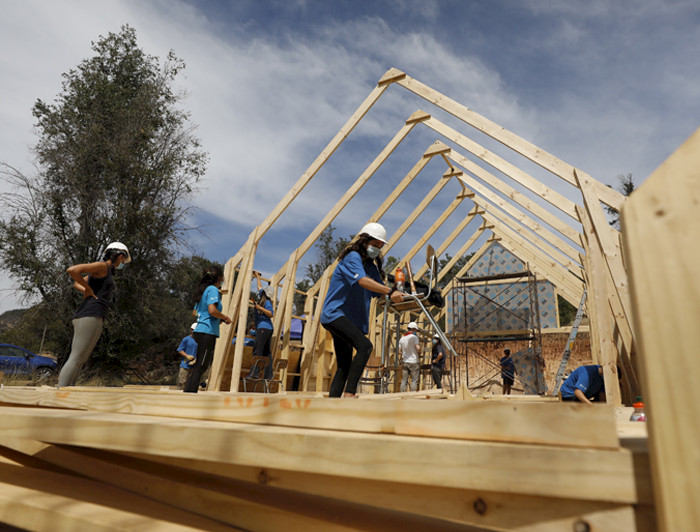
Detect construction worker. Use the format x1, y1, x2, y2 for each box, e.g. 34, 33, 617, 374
431, 333, 445, 389
560, 364, 606, 404
248, 270, 274, 380
59, 242, 131, 387
176, 323, 198, 390
320, 222, 404, 398
500, 348, 516, 395
184, 265, 232, 393
399, 322, 422, 392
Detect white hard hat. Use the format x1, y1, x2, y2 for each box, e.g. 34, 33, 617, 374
104, 242, 131, 263
190, 323, 198, 330
359, 222, 387, 243
408, 322, 418, 330
433, 333, 440, 339
263, 285, 275, 299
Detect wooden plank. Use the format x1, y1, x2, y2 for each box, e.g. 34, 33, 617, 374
0, 406, 647, 504
2, 437, 465, 532
578, 205, 623, 406
394, 193, 466, 272
480, 206, 584, 279
414, 205, 482, 280
447, 149, 583, 246
116, 451, 641, 532
575, 169, 633, 331
396, 73, 625, 210
427, 121, 581, 220
0, 388, 620, 450
621, 126, 700, 532
271, 120, 418, 282
0, 461, 233, 531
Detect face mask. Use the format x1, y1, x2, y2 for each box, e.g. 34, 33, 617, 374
366, 245, 380, 259
116, 262, 126, 270
432, 339, 438, 344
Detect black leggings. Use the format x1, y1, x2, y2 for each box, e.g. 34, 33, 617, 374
322, 316, 373, 397
252, 327, 274, 380
184, 332, 217, 393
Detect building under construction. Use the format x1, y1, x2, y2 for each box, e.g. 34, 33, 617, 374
0, 68, 697, 532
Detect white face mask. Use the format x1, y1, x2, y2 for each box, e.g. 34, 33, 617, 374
116, 261, 126, 270
366, 245, 380, 259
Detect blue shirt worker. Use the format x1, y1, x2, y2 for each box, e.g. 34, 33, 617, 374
184, 266, 232, 393
176, 323, 198, 390
249, 270, 275, 380
500, 348, 516, 395
320, 223, 404, 398
560, 364, 606, 404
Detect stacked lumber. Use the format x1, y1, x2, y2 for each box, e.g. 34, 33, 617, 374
0, 386, 653, 531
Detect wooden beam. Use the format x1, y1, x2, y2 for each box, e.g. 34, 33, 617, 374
0, 406, 646, 504
395, 75, 626, 210
0, 388, 620, 449
426, 119, 581, 220
447, 149, 583, 246
272, 119, 419, 282
0, 461, 231, 531
621, 126, 700, 532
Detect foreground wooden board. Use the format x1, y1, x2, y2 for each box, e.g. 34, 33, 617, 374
122, 449, 648, 532
0, 405, 648, 504
622, 126, 700, 532
0, 386, 619, 449
0, 437, 483, 532
0, 461, 234, 531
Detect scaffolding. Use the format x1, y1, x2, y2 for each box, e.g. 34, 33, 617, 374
450, 267, 545, 393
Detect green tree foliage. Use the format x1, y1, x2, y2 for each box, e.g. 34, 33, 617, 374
606, 173, 636, 229
304, 225, 350, 284
437, 253, 473, 289
0, 26, 207, 376
557, 294, 578, 326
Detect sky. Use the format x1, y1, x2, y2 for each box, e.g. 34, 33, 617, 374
1, 0, 699, 312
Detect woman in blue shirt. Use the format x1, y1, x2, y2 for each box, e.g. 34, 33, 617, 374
320, 223, 404, 397
249, 270, 275, 380
184, 265, 232, 393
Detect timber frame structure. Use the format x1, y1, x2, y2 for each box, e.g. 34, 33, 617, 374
0, 68, 696, 532
208, 68, 634, 405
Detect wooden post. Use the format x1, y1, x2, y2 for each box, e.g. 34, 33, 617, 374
577, 206, 622, 406
621, 126, 700, 532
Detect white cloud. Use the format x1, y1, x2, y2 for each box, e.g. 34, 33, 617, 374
1, 0, 698, 311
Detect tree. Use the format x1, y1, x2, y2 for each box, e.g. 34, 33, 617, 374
606, 173, 636, 229
304, 225, 350, 284
437, 253, 473, 289
0, 26, 207, 375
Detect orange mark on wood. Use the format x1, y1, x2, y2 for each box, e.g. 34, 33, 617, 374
295, 399, 311, 409
263, 397, 269, 407
236, 397, 245, 407
56, 392, 70, 399
246, 397, 253, 407
280, 398, 292, 409
224, 397, 231, 406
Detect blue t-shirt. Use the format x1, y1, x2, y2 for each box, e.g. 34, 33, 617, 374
320, 251, 383, 334
194, 285, 223, 337
255, 290, 274, 330
177, 335, 198, 370
560, 365, 604, 399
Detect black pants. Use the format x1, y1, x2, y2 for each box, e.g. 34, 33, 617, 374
184, 332, 217, 393
322, 316, 373, 397
431, 365, 443, 389
250, 327, 274, 380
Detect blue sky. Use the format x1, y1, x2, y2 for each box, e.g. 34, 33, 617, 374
1, 0, 699, 311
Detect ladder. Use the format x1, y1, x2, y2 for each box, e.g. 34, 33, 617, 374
552, 288, 587, 395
